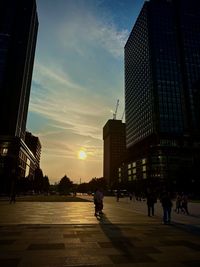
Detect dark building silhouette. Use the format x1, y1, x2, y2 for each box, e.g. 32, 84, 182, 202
124, 0, 200, 193
25, 132, 41, 169
0, 0, 38, 194
103, 119, 126, 188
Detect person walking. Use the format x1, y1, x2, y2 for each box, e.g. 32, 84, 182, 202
93, 188, 104, 216
9, 177, 17, 204
181, 193, 189, 215
116, 189, 120, 202
146, 191, 157, 216
175, 193, 182, 213
160, 191, 173, 224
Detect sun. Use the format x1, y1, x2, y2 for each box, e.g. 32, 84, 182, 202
78, 150, 87, 160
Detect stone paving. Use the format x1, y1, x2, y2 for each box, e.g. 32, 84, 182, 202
0, 196, 200, 267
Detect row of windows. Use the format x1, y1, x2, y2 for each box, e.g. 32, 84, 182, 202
128, 172, 147, 181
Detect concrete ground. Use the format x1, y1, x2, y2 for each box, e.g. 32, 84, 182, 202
0, 196, 200, 267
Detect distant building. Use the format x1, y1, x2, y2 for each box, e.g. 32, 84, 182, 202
0, 0, 38, 193
25, 132, 41, 169
124, 0, 200, 193
103, 119, 126, 188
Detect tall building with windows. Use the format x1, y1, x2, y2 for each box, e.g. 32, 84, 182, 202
103, 120, 126, 188
124, 0, 200, 193
0, 0, 38, 193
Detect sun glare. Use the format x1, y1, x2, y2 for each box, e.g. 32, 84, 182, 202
78, 150, 87, 160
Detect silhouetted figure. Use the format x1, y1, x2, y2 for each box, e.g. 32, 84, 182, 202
181, 194, 189, 215
116, 189, 120, 202
174, 193, 182, 213
160, 192, 173, 224
9, 180, 16, 204
146, 191, 157, 216
94, 188, 104, 216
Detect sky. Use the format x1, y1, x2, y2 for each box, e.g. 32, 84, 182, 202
27, 0, 145, 184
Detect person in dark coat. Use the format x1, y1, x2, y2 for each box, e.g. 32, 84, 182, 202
160, 191, 173, 224
146, 191, 157, 216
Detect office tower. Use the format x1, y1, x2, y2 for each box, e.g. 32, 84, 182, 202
0, 0, 38, 193
25, 132, 41, 169
103, 120, 126, 188
124, 0, 200, 192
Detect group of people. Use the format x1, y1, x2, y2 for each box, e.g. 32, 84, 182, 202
146, 190, 189, 224
93, 188, 189, 225
146, 190, 173, 224
175, 193, 189, 215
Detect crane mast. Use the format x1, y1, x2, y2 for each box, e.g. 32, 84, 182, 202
113, 99, 119, 120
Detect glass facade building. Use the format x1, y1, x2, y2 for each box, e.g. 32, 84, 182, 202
0, 0, 38, 194
124, 0, 200, 193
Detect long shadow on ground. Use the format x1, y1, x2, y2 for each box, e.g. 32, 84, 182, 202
95, 213, 156, 264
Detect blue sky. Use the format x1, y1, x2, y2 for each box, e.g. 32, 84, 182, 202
27, 0, 145, 184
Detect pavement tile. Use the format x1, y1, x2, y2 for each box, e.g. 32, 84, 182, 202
28, 243, 65, 250
0, 239, 16, 245
182, 260, 200, 267
109, 254, 156, 264
0, 258, 21, 267
0, 197, 200, 267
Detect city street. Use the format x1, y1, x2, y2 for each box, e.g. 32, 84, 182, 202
0, 196, 200, 266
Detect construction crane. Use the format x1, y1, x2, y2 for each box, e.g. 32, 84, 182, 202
113, 99, 119, 120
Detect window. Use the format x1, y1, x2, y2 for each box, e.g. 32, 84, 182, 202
142, 158, 146, 164
2, 148, 8, 155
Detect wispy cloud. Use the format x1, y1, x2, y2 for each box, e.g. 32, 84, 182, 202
58, 3, 128, 58
30, 62, 114, 138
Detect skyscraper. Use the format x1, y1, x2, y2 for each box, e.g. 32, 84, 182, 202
103, 119, 126, 188
124, 0, 200, 192
0, 0, 38, 193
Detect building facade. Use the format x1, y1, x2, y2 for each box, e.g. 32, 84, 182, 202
103, 119, 126, 188
25, 132, 41, 169
0, 0, 38, 194
124, 0, 200, 193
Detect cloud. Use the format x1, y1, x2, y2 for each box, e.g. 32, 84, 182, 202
30, 62, 114, 138
57, 3, 128, 59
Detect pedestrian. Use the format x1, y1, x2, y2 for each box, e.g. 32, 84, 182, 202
116, 189, 120, 202
181, 194, 189, 215
93, 188, 104, 216
129, 192, 133, 201
146, 191, 157, 216
174, 193, 182, 213
9, 179, 16, 204
160, 191, 173, 224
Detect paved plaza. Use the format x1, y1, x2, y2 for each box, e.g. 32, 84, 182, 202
0, 196, 200, 267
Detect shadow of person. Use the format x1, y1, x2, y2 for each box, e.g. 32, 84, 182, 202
95, 213, 157, 264
96, 213, 133, 260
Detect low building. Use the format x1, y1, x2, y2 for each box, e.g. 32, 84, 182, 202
25, 131, 41, 169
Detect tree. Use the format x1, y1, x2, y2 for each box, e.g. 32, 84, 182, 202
77, 182, 89, 193
34, 168, 44, 193
88, 177, 107, 192
58, 175, 73, 195
43, 175, 50, 193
